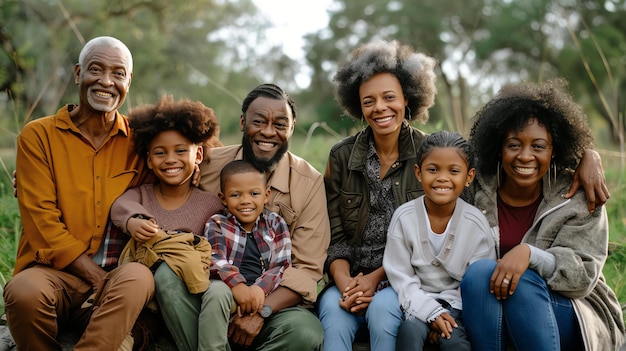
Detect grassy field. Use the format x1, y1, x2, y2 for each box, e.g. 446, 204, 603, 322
1, 133, 625, 316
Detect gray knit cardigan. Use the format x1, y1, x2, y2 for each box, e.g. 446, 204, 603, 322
467, 173, 625, 351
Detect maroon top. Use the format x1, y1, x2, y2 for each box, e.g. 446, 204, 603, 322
497, 194, 542, 257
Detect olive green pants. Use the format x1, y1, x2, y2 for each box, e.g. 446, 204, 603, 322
154, 263, 323, 351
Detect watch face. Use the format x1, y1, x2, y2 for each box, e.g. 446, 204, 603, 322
260, 305, 272, 318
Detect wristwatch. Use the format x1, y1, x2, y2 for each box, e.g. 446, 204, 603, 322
260, 305, 272, 318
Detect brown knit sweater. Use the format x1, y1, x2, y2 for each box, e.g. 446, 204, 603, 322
111, 184, 223, 235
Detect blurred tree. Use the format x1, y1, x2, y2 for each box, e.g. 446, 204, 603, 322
0, 0, 302, 138
557, 0, 626, 145
303, 0, 625, 144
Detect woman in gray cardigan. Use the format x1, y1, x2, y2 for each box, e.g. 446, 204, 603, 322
460, 79, 625, 351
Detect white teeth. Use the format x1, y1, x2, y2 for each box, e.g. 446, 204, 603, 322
515, 167, 535, 173
240, 209, 254, 213
375, 116, 394, 123
164, 168, 182, 173
95, 91, 113, 98
433, 188, 452, 192
258, 142, 274, 147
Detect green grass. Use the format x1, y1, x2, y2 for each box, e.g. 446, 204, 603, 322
1, 137, 626, 316
0, 170, 19, 316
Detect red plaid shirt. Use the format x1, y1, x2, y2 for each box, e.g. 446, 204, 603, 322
98, 220, 130, 270
205, 209, 291, 295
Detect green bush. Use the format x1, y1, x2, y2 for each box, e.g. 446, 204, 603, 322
0, 187, 19, 316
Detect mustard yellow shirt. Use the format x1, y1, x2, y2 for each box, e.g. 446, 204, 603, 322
14, 105, 144, 274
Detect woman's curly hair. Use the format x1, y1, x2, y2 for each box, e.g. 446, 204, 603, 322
469, 78, 594, 177
333, 40, 437, 123
129, 95, 220, 157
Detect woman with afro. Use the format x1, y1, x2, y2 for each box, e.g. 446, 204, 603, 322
460, 79, 624, 350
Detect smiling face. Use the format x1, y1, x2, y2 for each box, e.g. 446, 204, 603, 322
74, 45, 132, 113
501, 117, 553, 191
240, 96, 294, 173
147, 130, 203, 188
359, 72, 408, 138
416, 147, 475, 209
219, 171, 270, 232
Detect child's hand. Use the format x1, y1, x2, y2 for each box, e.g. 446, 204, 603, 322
429, 312, 457, 340
127, 217, 158, 242
232, 284, 264, 315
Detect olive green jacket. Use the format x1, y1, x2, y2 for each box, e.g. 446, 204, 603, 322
324, 121, 427, 272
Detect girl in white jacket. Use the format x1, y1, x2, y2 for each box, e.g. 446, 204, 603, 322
383, 130, 496, 351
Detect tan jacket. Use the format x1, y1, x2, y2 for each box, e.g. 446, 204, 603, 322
199, 145, 330, 303
120, 230, 212, 294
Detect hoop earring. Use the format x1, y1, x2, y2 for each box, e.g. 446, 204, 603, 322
496, 161, 501, 188
548, 160, 557, 188
405, 106, 411, 120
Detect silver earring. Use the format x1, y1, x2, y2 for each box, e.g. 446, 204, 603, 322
548, 162, 551, 188
405, 106, 411, 120
497, 161, 501, 188
547, 160, 557, 188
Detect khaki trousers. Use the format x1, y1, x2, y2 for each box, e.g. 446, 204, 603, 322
3, 262, 154, 351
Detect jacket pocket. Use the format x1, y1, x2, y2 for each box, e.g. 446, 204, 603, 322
339, 190, 362, 237
108, 170, 138, 193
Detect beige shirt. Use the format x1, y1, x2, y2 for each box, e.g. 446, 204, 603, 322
199, 145, 330, 303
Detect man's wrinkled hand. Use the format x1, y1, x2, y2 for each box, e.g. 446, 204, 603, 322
228, 313, 264, 347
566, 149, 609, 213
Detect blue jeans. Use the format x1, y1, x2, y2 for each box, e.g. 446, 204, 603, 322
396, 307, 470, 351
317, 285, 402, 351
460, 259, 583, 351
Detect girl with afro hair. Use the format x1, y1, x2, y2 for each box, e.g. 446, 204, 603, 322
110, 95, 223, 294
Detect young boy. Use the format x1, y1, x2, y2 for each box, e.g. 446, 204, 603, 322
204, 159, 292, 348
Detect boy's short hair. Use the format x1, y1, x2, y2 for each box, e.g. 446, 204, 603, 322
219, 160, 266, 192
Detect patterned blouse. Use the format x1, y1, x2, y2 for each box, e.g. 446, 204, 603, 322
328, 138, 397, 275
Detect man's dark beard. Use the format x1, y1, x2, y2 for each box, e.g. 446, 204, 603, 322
241, 135, 289, 173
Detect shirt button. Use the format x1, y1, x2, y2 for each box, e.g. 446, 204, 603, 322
482, 210, 487, 214
347, 199, 352, 204
395, 181, 400, 186
432, 260, 440, 267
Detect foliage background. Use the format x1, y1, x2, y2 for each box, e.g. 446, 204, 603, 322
1, 0, 626, 315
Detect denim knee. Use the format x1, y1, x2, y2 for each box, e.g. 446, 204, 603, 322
461, 259, 496, 295
365, 287, 402, 331
396, 318, 428, 351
